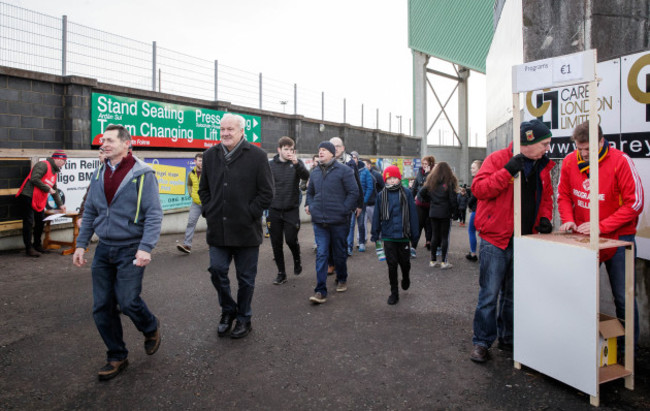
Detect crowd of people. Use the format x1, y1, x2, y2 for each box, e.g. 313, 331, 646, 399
18, 114, 643, 380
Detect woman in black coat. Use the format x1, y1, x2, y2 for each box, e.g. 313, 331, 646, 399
419, 162, 458, 269
410, 155, 435, 250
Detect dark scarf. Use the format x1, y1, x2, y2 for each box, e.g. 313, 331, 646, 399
222, 137, 245, 164
577, 139, 609, 176
104, 152, 136, 205
380, 184, 411, 238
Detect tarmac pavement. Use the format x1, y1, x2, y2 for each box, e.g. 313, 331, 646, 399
1, 222, 649, 410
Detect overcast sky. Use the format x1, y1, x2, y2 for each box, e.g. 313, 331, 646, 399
12, 0, 485, 145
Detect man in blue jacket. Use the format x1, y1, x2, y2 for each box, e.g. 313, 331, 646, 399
305, 141, 359, 304
351, 152, 375, 252
73, 124, 163, 381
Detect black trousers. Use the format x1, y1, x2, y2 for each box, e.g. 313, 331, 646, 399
458, 208, 467, 224
19, 194, 45, 250
415, 205, 432, 248
430, 217, 451, 262
267, 207, 301, 274
383, 240, 410, 293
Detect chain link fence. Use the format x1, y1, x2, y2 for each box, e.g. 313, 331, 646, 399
0, 2, 411, 134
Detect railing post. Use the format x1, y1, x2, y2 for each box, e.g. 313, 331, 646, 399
376, 108, 379, 129
321, 92, 325, 121
152, 41, 157, 92
214, 60, 218, 101
361, 104, 363, 127
389, 112, 392, 132
343, 98, 346, 124
61, 15, 67, 76
259, 73, 263, 110
294, 83, 297, 115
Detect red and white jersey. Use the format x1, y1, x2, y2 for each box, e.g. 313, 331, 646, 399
558, 146, 644, 238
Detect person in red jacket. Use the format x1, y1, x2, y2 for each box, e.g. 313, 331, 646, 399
558, 121, 644, 347
470, 120, 555, 363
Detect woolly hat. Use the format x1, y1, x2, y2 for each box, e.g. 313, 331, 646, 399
383, 165, 402, 181
51, 150, 67, 160
318, 141, 336, 156
520, 120, 552, 146
350, 151, 359, 159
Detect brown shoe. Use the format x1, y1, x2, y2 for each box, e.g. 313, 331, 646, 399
144, 324, 161, 355
470, 345, 489, 363
176, 244, 191, 254
98, 359, 128, 381
26, 248, 40, 258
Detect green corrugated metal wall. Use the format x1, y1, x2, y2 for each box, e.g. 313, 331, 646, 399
408, 0, 494, 73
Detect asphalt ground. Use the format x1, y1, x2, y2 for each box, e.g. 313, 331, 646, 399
1, 222, 649, 410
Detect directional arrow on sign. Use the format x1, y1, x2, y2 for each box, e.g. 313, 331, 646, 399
253, 132, 259, 142
253, 118, 259, 128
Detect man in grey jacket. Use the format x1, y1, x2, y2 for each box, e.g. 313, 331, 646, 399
73, 124, 163, 381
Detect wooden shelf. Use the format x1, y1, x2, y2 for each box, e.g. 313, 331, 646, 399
599, 364, 633, 384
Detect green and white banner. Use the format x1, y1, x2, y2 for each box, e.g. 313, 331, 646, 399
91, 93, 261, 149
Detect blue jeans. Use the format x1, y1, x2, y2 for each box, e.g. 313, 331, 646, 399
208, 246, 259, 323
468, 212, 477, 253
603, 234, 639, 346
314, 222, 349, 296
472, 238, 513, 348
183, 202, 203, 247
347, 209, 366, 249
92, 242, 158, 362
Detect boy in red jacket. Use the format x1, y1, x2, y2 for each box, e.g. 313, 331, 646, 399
558, 121, 644, 347
470, 120, 555, 363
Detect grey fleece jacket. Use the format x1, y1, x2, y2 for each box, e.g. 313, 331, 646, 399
76, 156, 163, 252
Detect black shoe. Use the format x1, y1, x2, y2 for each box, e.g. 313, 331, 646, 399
465, 253, 478, 261
98, 359, 128, 381
217, 313, 236, 337
144, 323, 161, 355
401, 277, 410, 291
470, 345, 489, 363
294, 260, 302, 275
33, 245, 50, 254
387, 293, 399, 305
26, 248, 40, 258
230, 320, 252, 339
273, 273, 287, 285
497, 340, 513, 352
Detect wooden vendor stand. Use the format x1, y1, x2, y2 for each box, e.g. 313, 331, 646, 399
43, 210, 81, 255
511, 50, 634, 407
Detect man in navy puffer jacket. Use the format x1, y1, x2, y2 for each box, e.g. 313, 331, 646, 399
305, 141, 359, 304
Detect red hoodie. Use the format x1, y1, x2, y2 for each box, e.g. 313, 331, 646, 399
558, 146, 644, 239
472, 142, 555, 250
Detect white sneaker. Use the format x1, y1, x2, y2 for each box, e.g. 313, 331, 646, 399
429, 261, 440, 267
441, 262, 453, 269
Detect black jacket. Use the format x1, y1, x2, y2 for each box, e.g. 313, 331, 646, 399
411, 168, 429, 204
269, 154, 309, 210
199, 140, 274, 247
419, 182, 458, 219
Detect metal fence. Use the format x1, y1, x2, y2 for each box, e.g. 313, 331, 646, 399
0, 2, 411, 134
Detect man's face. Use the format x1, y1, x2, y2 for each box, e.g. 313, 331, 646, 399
330, 138, 345, 158
220, 117, 244, 150
98, 149, 106, 163
278, 145, 294, 161
319, 148, 334, 163
521, 139, 551, 160
53, 158, 66, 169
575, 138, 604, 161
101, 130, 130, 163
195, 156, 203, 170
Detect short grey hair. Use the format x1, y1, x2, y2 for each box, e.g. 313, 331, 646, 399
222, 113, 246, 130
